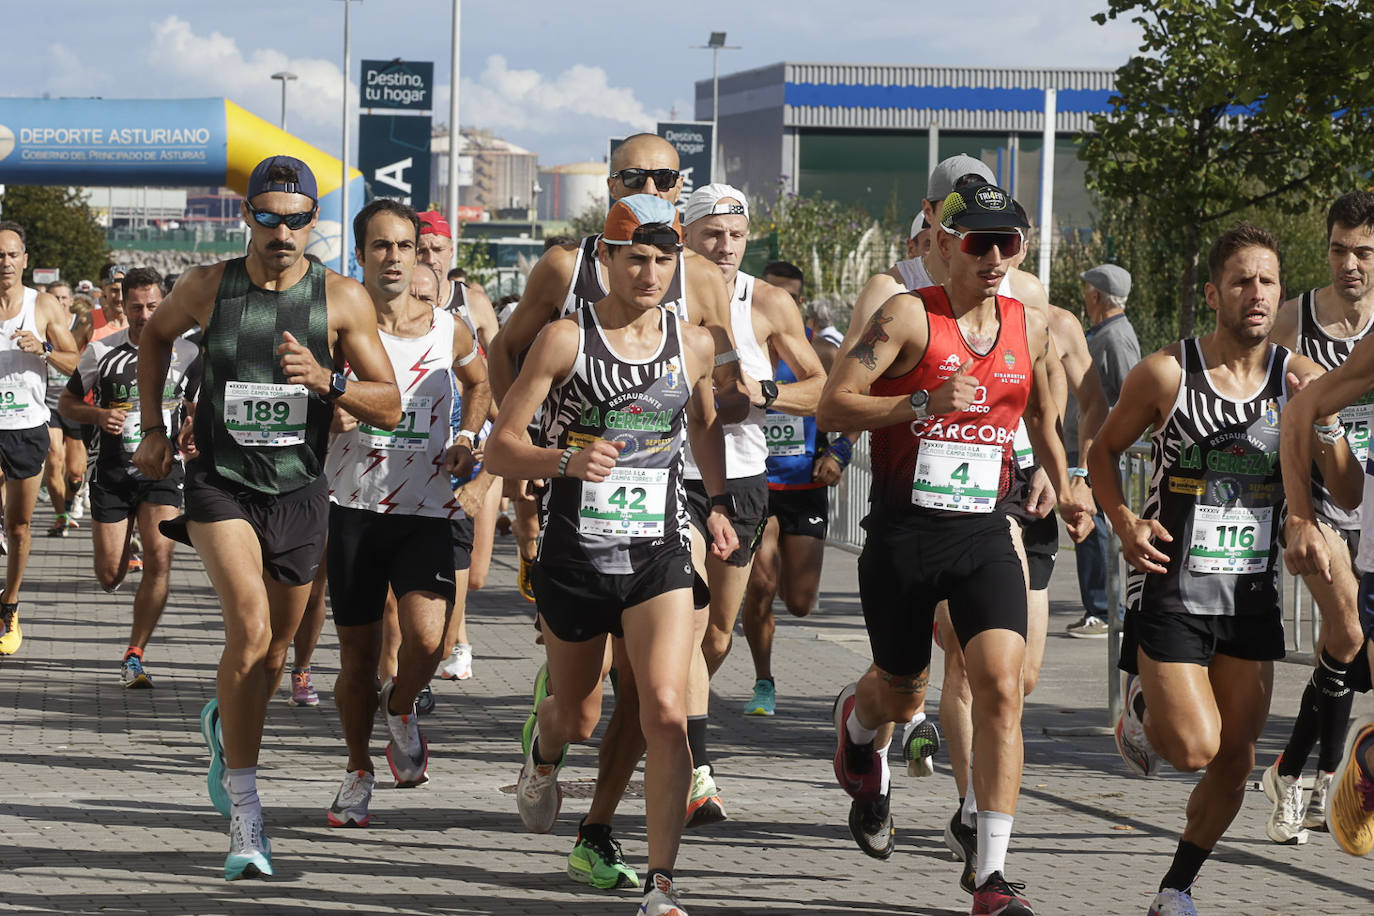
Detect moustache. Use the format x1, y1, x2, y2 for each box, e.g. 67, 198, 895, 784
268, 241, 296, 252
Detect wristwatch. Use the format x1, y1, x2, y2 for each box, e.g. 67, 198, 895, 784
40, 341, 53, 361
709, 492, 738, 518
909, 389, 931, 420
323, 370, 348, 402
454, 429, 478, 449
759, 379, 779, 409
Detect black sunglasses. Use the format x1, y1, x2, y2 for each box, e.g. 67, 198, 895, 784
250, 206, 316, 231
610, 168, 681, 191
633, 226, 683, 250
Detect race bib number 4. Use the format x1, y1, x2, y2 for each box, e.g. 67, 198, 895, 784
579, 466, 669, 537
1340, 403, 1374, 463
360, 395, 433, 452
223, 381, 308, 447
1187, 504, 1273, 574
765, 414, 806, 457
912, 439, 1001, 513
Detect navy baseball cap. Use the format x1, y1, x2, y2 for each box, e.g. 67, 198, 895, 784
247, 156, 318, 203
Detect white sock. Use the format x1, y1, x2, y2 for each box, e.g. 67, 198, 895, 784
227, 766, 260, 813
974, 810, 1014, 887
846, 708, 878, 745
961, 777, 978, 827
876, 739, 892, 794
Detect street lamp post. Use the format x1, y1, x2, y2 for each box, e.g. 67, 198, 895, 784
693, 32, 739, 183
270, 71, 297, 131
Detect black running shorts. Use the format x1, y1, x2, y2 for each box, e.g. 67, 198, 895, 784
684, 474, 768, 567
0, 425, 50, 480
47, 410, 82, 438
1018, 512, 1058, 591
858, 511, 1028, 677
163, 460, 328, 587
532, 553, 708, 643
89, 466, 184, 523
768, 486, 829, 540
450, 516, 474, 572
327, 505, 458, 627
1119, 608, 1286, 674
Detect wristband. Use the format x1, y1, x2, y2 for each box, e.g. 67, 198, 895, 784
1067, 467, 1089, 479
142, 424, 168, 436
713, 348, 739, 367
1314, 420, 1345, 445
825, 436, 853, 469
557, 446, 576, 477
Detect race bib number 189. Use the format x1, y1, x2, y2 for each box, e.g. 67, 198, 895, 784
223, 381, 308, 447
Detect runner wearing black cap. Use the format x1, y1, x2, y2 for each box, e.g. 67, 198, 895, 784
132, 155, 401, 879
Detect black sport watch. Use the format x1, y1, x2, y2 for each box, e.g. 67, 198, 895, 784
709, 492, 738, 518
909, 389, 931, 420
759, 379, 779, 409
323, 370, 348, 402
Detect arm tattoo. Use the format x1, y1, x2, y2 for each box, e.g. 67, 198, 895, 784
848, 307, 893, 370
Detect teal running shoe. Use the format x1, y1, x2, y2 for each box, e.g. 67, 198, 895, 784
743, 679, 776, 716
201, 699, 230, 818
224, 809, 273, 880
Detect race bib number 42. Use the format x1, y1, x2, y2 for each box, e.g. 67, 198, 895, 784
1187, 504, 1273, 574
912, 439, 1000, 513
223, 381, 308, 447
579, 466, 669, 537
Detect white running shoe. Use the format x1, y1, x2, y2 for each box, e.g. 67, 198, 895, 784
1261, 761, 1309, 845
516, 722, 566, 833
1304, 770, 1333, 831
224, 808, 273, 880
327, 769, 375, 827
901, 716, 940, 777
1116, 674, 1160, 777
637, 872, 689, 915
1147, 887, 1197, 916
440, 643, 473, 680
380, 680, 428, 788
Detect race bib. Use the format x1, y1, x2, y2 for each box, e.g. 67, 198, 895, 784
223, 381, 307, 447
359, 395, 433, 452
1340, 403, 1374, 463
1187, 504, 1273, 574
765, 414, 806, 457
0, 380, 31, 417
1012, 420, 1034, 470
912, 439, 1001, 513
121, 404, 174, 455
579, 466, 669, 537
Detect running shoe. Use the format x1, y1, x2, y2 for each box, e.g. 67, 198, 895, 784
327, 769, 375, 827
415, 682, 436, 716
224, 808, 273, 880
0, 529, 9, 555
120, 653, 152, 689
201, 698, 230, 818
568, 819, 639, 889
288, 668, 319, 707
521, 663, 552, 758
637, 872, 688, 915
684, 764, 727, 828
1116, 674, 1161, 777
128, 552, 144, 573
516, 721, 566, 833
1066, 614, 1109, 638
832, 682, 883, 801
47, 516, 69, 537
440, 643, 473, 680
69, 486, 86, 520
970, 871, 1033, 915
518, 554, 537, 603
1147, 887, 1198, 916
381, 680, 429, 788
743, 678, 776, 716
902, 717, 941, 777
0, 603, 21, 656
1329, 713, 1374, 856
847, 789, 895, 859
1305, 770, 1334, 831
1261, 761, 1309, 845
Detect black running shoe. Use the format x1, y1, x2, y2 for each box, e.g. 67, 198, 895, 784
415, 682, 436, 716
847, 789, 895, 859
944, 808, 977, 893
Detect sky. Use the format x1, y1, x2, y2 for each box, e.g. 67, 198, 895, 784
14, 0, 1145, 167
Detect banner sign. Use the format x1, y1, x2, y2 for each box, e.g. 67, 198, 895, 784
359, 60, 433, 209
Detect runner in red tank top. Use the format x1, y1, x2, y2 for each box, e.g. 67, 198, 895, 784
817, 182, 1091, 916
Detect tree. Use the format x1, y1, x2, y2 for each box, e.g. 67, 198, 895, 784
1, 186, 109, 287
1082, 0, 1374, 338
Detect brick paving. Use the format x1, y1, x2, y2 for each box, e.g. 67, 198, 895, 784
3, 506, 1372, 915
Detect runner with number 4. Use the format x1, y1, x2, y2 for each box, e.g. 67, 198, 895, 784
1090, 223, 1359, 914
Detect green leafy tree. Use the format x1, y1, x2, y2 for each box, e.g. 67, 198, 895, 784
1, 186, 108, 286
455, 236, 496, 287
1082, 0, 1374, 338
568, 204, 606, 241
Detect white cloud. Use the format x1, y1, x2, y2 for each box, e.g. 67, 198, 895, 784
457, 55, 660, 135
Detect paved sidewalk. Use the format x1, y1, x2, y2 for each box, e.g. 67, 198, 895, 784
3, 507, 1372, 915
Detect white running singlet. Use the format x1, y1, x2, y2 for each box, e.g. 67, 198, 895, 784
0, 287, 50, 429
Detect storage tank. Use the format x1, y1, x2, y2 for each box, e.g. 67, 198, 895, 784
538, 162, 607, 222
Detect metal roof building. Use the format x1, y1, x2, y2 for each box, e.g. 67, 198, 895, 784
695, 63, 1117, 232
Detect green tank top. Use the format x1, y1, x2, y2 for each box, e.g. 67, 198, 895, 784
196, 257, 333, 494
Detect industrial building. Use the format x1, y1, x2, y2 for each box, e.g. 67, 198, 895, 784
695, 63, 1116, 235
429, 128, 540, 219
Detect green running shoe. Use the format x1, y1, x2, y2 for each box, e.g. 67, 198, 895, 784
567, 820, 639, 889
521, 662, 552, 757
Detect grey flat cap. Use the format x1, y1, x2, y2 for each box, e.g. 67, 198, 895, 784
1081, 264, 1132, 300
927, 154, 996, 202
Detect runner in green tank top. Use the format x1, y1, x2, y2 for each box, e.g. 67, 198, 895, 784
132, 156, 401, 881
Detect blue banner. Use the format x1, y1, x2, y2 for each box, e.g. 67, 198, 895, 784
359, 60, 433, 209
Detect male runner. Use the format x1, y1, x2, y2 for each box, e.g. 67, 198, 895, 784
43, 279, 92, 536
1091, 222, 1356, 914
0, 220, 81, 657
323, 199, 489, 824
819, 182, 1090, 915
1261, 190, 1374, 843
93, 263, 128, 339
417, 210, 500, 350
486, 195, 737, 916
132, 155, 400, 879
58, 266, 200, 687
